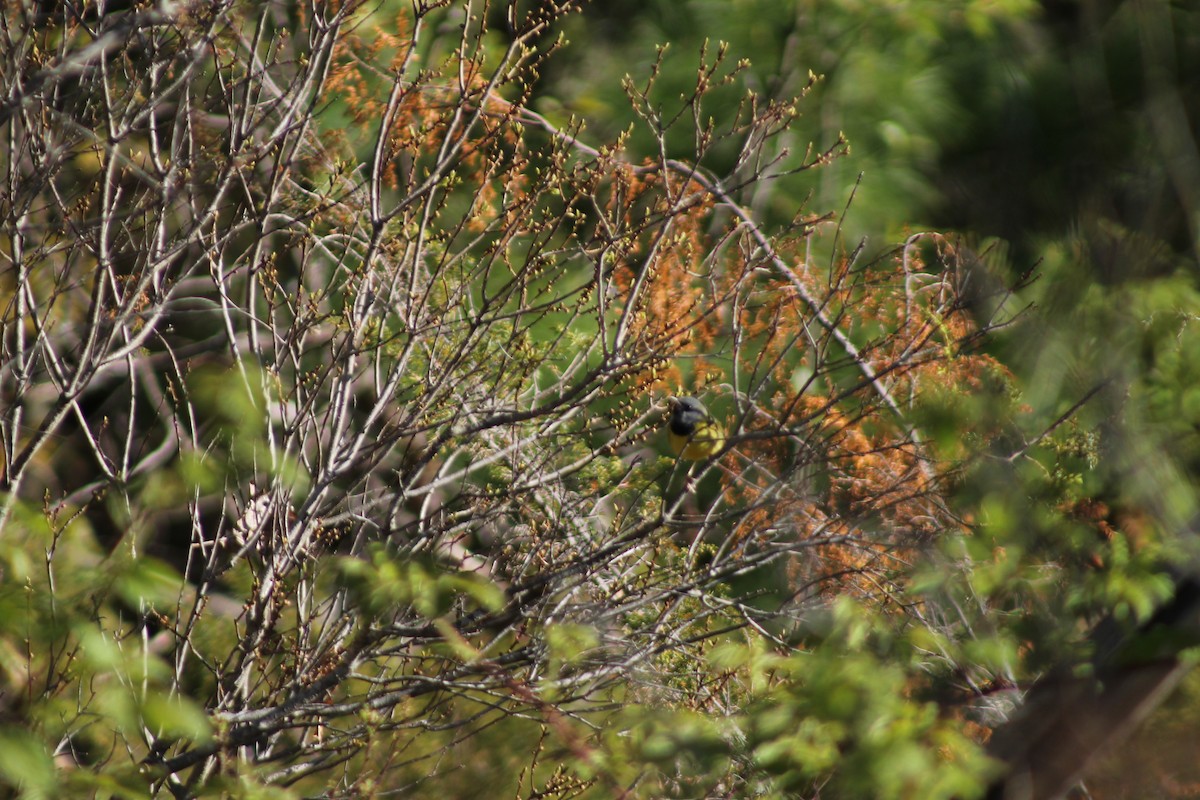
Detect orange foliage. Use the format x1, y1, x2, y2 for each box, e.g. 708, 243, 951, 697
651, 231, 1008, 603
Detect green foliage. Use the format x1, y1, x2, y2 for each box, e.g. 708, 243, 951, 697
0, 727, 56, 800
0, 500, 212, 798
736, 600, 995, 800
612, 600, 997, 799
333, 544, 506, 623
541, 0, 1040, 240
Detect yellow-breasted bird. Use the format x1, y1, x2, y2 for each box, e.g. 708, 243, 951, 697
666, 396, 725, 460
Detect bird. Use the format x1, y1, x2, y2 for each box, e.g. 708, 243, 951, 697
666, 396, 725, 460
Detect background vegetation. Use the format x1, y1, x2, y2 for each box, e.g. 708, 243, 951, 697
1, 0, 1198, 798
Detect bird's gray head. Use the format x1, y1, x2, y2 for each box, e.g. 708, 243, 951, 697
668, 396, 709, 435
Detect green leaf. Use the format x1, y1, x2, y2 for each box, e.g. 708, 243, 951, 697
142, 693, 214, 743
0, 727, 56, 799
114, 557, 184, 609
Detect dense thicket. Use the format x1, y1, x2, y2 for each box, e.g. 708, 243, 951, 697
1, 1, 1197, 798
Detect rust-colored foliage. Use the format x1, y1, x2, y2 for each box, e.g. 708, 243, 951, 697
637, 225, 1018, 601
